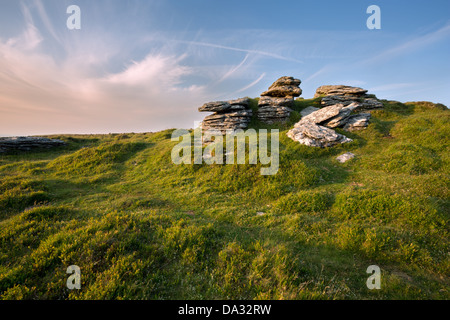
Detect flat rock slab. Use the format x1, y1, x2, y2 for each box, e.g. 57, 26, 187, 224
298, 103, 359, 127
314, 85, 368, 98
199, 98, 251, 113
299, 104, 343, 125
258, 96, 295, 107
360, 98, 383, 110
261, 85, 302, 98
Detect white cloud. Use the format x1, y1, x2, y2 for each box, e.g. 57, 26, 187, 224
0, 28, 211, 135
104, 54, 192, 88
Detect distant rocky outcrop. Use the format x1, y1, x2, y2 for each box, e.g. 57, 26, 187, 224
257, 76, 302, 124
0, 137, 66, 153
199, 97, 253, 135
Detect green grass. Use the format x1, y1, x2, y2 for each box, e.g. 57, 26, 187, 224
0, 100, 448, 300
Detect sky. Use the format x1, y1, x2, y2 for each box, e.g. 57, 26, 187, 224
0, 0, 449, 136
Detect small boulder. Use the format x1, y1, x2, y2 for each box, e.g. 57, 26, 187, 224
261, 76, 302, 98
336, 152, 356, 163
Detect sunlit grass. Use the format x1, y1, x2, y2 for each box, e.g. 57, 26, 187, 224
0, 100, 448, 300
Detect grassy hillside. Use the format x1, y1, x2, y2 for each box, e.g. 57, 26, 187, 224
0, 99, 448, 300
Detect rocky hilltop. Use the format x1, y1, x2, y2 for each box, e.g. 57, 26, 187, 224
198, 77, 384, 148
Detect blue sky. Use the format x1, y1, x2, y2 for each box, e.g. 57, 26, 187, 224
1, 0, 449, 136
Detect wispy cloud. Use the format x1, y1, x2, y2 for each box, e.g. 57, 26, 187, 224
175, 40, 304, 64
32, 0, 62, 44
235, 73, 266, 94
0, 16, 212, 135
361, 23, 450, 66
304, 65, 336, 83
216, 54, 250, 84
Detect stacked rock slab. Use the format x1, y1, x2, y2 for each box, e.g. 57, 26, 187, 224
298, 102, 372, 131
0, 137, 66, 153
199, 97, 253, 135
257, 76, 302, 124
287, 102, 371, 148
287, 122, 352, 148
299, 103, 359, 128
315, 85, 383, 110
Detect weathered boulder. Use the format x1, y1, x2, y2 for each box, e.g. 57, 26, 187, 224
298, 102, 359, 128
321, 95, 357, 107
199, 101, 232, 113
0, 137, 66, 153
315, 85, 383, 110
257, 105, 292, 124
257, 76, 302, 124
360, 98, 383, 110
287, 101, 366, 148
258, 96, 295, 108
287, 122, 352, 148
314, 85, 368, 98
261, 76, 302, 98
199, 97, 250, 113
319, 103, 360, 128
